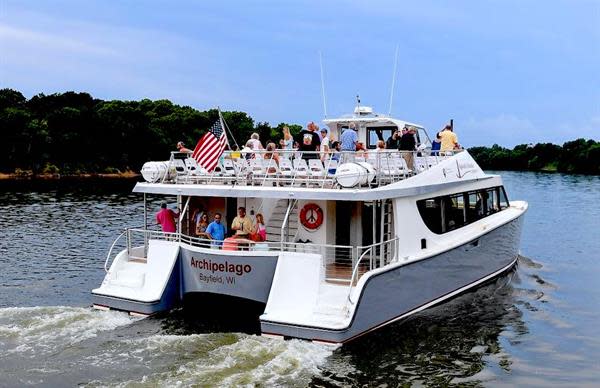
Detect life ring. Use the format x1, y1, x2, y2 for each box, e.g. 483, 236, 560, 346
299, 203, 324, 230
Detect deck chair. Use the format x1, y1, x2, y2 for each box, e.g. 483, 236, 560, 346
263, 158, 281, 184
292, 158, 310, 185
249, 158, 267, 184
323, 158, 338, 177
278, 157, 294, 184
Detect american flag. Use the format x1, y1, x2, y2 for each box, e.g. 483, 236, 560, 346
192, 119, 227, 172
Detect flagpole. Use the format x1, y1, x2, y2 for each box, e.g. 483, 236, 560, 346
218, 107, 239, 151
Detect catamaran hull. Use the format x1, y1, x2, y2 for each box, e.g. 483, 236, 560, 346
260, 214, 524, 343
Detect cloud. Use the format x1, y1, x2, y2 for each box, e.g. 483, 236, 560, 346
0, 24, 117, 57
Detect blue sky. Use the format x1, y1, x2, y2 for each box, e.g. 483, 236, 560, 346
1, 0, 598, 147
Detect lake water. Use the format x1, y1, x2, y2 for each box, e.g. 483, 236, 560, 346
1, 172, 599, 387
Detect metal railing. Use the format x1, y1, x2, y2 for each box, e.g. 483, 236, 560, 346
104, 229, 128, 272
115, 227, 399, 283
346, 237, 400, 306
157, 149, 460, 188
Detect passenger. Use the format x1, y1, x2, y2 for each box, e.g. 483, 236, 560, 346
281, 125, 294, 159
264, 142, 280, 162
320, 128, 330, 160
252, 213, 267, 242
176, 141, 192, 153
431, 132, 442, 156
376, 140, 386, 150
248, 132, 263, 151
386, 129, 401, 149
231, 206, 253, 236
340, 123, 358, 152
439, 125, 459, 152
330, 141, 341, 162
400, 127, 417, 170
156, 202, 179, 233
295, 122, 321, 160
355, 142, 367, 158
195, 212, 210, 238
206, 213, 227, 247
264, 142, 280, 174
241, 140, 254, 160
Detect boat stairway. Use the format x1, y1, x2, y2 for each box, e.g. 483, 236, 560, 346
265, 200, 299, 242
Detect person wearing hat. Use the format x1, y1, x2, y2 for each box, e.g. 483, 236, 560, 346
156, 202, 179, 233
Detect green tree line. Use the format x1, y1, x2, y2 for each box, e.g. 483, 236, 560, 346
468, 141, 600, 174
0, 89, 301, 174
1, 88, 598, 175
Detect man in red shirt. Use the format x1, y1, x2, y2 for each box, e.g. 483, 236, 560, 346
156, 202, 179, 233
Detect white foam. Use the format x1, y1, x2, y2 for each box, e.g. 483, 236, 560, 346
107, 334, 334, 387
0, 306, 138, 356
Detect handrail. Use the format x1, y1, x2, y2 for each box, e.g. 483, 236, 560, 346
346, 247, 373, 305
280, 199, 297, 249
104, 229, 128, 272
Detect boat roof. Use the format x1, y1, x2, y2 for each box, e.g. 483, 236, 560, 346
323, 108, 424, 129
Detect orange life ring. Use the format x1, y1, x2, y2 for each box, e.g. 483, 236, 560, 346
299, 203, 324, 230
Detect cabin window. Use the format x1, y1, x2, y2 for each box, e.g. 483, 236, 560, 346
416, 198, 443, 234
417, 186, 510, 234
443, 194, 466, 231
499, 187, 510, 209
367, 126, 397, 149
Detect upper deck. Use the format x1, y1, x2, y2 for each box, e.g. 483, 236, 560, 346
134, 149, 493, 200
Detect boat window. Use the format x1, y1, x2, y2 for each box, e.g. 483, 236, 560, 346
466, 192, 480, 223
499, 187, 510, 209
416, 198, 443, 234
443, 194, 466, 232
367, 126, 397, 149
417, 186, 510, 234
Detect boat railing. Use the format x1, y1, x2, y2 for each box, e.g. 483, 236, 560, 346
122, 227, 398, 282
346, 237, 400, 306
104, 229, 128, 272
158, 149, 460, 188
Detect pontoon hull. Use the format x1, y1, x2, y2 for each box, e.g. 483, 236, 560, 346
260, 214, 524, 343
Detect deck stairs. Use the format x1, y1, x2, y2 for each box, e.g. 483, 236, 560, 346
265, 199, 299, 242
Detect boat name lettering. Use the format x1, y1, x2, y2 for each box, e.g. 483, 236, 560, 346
190, 257, 252, 276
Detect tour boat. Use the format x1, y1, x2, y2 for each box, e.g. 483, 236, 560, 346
92, 104, 528, 344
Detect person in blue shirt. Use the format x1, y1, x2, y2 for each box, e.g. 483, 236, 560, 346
340, 124, 358, 151
430, 132, 442, 156
206, 213, 227, 247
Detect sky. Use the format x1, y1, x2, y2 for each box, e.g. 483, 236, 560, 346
1, 0, 598, 147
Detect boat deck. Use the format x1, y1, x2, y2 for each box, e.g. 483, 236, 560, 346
153, 150, 458, 189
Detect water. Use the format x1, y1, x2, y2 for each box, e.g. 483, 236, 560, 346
1, 173, 599, 386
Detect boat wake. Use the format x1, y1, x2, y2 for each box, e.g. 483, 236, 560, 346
0, 306, 138, 356
0, 306, 335, 387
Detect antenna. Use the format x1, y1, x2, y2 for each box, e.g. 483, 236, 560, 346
319, 51, 328, 118
387, 44, 399, 116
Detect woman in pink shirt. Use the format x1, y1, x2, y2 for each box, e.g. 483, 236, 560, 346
156, 202, 179, 233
